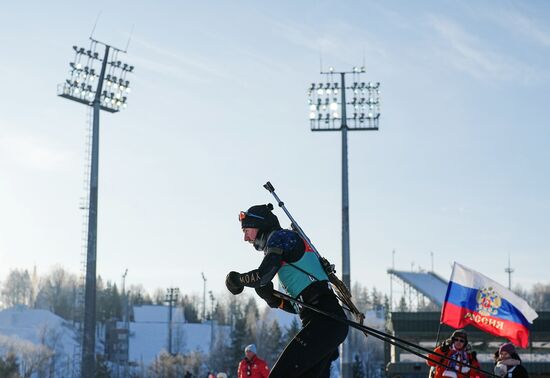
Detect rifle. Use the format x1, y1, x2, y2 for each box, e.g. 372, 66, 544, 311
263, 181, 367, 337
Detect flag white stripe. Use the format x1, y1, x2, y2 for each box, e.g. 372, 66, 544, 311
450, 262, 538, 323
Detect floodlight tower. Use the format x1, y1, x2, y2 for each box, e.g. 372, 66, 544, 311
505, 254, 514, 290
165, 287, 179, 355
58, 38, 134, 378
209, 290, 215, 351
307, 66, 380, 378
201, 272, 207, 321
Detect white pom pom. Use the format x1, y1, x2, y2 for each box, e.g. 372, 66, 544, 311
494, 362, 507, 377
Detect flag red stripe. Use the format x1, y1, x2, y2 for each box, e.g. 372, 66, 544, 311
442, 301, 530, 347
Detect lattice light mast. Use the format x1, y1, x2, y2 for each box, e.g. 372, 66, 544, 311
307, 66, 380, 378
58, 38, 134, 378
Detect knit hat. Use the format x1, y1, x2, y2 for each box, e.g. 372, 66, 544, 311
244, 344, 257, 354
451, 329, 468, 343
217, 373, 228, 378
240, 204, 280, 232
499, 342, 516, 356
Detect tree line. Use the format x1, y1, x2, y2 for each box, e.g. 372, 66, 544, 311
1, 266, 549, 377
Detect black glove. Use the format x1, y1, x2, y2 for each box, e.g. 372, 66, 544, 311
225, 271, 244, 295
440, 339, 451, 353
255, 282, 280, 308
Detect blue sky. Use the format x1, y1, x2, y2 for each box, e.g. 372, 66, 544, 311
0, 1, 549, 304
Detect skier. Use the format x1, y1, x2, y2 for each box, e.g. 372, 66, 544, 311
427, 329, 480, 378
225, 204, 348, 377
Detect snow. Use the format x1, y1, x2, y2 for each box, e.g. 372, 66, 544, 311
0, 304, 229, 370
0, 305, 78, 357
129, 305, 230, 365
133, 304, 185, 323
0, 303, 379, 372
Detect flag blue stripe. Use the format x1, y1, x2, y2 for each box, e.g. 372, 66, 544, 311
445, 281, 530, 328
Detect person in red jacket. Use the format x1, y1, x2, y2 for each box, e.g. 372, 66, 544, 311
427, 329, 480, 378
237, 344, 270, 378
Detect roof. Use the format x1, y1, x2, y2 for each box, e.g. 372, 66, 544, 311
388, 270, 448, 306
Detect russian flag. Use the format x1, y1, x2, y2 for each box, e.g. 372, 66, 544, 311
441, 262, 538, 348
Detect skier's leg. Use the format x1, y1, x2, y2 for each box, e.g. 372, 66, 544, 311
269, 311, 347, 377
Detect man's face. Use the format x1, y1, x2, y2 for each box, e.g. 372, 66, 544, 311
499, 350, 511, 360
243, 228, 259, 243
245, 350, 255, 360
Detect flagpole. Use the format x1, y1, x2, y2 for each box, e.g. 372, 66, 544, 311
436, 264, 453, 348
434, 322, 443, 347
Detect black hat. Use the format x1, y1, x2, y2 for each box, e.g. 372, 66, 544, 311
240, 204, 280, 232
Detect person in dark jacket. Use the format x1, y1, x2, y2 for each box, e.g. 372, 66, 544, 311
226, 204, 349, 378
494, 342, 528, 378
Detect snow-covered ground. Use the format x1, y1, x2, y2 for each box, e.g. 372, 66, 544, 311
0, 303, 383, 376
129, 305, 230, 365
0, 305, 79, 376
0, 305, 78, 355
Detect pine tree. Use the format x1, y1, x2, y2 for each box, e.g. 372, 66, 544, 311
95, 355, 112, 378
0, 352, 20, 378
243, 297, 259, 342
230, 315, 247, 370
282, 317, 301, 347
371, 287, 381, 310
181, 295, 200, 323
352, 354, 366, 378
398, 295, 408, 311
229, 298, 247, 373
262, 320, 284, 367
383, 294, 390, 321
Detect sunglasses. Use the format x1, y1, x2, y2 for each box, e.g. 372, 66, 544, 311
239, 211, 265, 221
453, 338, 466, 343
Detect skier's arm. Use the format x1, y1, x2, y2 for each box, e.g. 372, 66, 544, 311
237, 252, 282, 288
226, 230, 305, 293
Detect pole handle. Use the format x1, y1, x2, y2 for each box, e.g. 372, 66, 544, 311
263, 181, 275, 193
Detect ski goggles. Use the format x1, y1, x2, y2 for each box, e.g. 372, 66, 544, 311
452, 337, 466, 343
238, 211, 265, 221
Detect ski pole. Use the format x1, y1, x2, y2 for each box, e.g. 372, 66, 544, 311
272, 290, 499, 378
263, 181, 327, 265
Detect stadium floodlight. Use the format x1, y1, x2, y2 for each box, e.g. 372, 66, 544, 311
58, 37, 134, 378
58, 40, 133, 113
307, 67, 380, 378
308, 71, 380, 132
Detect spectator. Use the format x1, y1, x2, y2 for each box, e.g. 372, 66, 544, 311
427, 329, 480, 378
237, 344, 270, 378
494, 342, 528, 378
